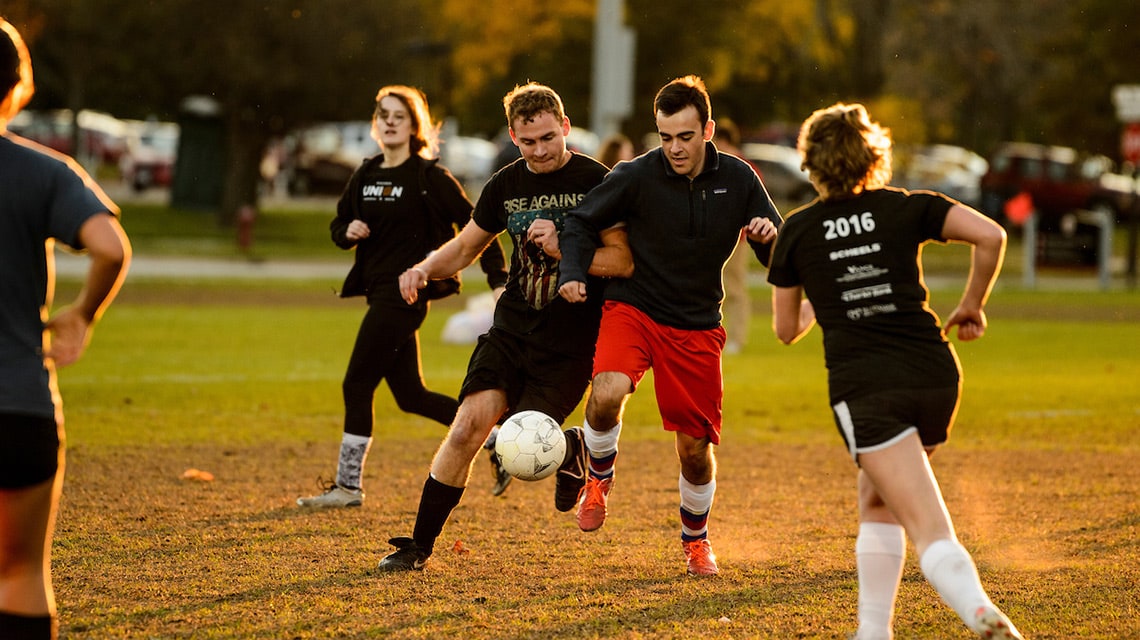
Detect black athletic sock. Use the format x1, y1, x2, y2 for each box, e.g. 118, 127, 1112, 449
0, 610, 55, 640
411, 474, 465, 555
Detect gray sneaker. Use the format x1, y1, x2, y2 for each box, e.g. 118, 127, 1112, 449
377, 537, 430, 572
296, 483, 364, 508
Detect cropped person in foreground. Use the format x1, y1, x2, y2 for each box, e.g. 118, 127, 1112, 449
0, 17, 131, 640
767, 102, 1022, 639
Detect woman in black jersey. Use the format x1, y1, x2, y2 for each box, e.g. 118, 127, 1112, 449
298, 86, 507, 508
767, 103, 1022, 640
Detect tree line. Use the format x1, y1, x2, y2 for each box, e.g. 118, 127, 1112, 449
6, 0, 1138, 222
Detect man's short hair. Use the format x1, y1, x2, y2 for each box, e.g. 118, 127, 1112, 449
654, 75, 710, 125
503, 82, 565, 128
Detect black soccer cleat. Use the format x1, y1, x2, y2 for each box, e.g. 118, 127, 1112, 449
489, 449, 513, 496
554, 426, 587, 512
377, 537, 430, 572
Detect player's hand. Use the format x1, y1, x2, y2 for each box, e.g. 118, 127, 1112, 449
44, 306, 93, 368
527, 219, 561, 259
559, 280, 587, 303
745, 216, 777, 244
346, 220, 371, 242
943, 305, 987, 341
399, 266, 429, 304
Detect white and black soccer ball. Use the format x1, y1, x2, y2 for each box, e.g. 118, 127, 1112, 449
494, 410, 567, 481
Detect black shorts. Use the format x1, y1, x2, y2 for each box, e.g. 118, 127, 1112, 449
459, 326, 593, 425
831, 386, 960, 462
0, 413, 61, 489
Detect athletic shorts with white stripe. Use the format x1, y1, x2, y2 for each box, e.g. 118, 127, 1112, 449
831, 386, 959, 462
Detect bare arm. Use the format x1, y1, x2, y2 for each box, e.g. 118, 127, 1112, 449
771, 285, 815, 345
45, 214, 131, 367
528, 220, 631, 276
588, 226, 633, 278
399, 219, 497, 304
940, 204, 1007, 341
557, 226, 634, 303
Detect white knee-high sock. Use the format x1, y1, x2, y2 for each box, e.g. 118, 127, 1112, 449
335, 433, 372, 491
679, 475, 716, 540
583, 417, 620, 479
919, 538, 993, 632
855, 522, 907, 640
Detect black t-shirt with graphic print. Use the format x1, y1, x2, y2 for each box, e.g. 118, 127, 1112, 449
347, 159, 431, 299
767, 188, 960, 403
472, 153, 608, 356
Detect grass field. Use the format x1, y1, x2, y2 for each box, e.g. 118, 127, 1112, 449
44, 203, 1140, 638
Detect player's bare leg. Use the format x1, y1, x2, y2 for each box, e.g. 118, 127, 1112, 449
582, 371, 630, 431
378, 390, 508, 572
0, 470, 62, 636
852, 469, 906, 640
859, 434, 1021, 638
430, 390, 508, 487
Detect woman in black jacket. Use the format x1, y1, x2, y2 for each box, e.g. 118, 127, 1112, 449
298, 85, 506, 508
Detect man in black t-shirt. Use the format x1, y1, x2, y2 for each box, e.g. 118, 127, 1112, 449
376, 82, 632, 572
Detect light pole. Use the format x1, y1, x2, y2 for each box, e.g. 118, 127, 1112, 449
590, 0, 636, 138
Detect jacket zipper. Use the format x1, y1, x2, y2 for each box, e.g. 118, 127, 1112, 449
688, 181, 696, 237
688, 181, 708, 238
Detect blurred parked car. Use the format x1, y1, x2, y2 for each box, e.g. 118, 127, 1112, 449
979, 142, 1138, 230
119, 120, 179, 191
8, 108, 127, 165
741, 142, 816, 206
284, 121, 375, 196
894, 144, 988, 207
440, 135, 498, 187
282, 122, 507, 197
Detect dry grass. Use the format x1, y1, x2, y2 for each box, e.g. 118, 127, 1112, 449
55, 435, 1139, 639
47, 267, 1140, 638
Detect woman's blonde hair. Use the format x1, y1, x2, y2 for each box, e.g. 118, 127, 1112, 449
374, 85, 439, 159
797, 103, 892, 200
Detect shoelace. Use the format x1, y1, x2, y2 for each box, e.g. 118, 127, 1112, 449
582, 479, 608, 507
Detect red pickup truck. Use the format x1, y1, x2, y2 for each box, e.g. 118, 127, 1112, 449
979, 142, 1138, 231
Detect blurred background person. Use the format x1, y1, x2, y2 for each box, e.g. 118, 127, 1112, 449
597, 132, 635, 169
714, 118, 758, 355
0, 17, 131, 640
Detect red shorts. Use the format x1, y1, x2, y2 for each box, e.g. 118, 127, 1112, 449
593, 301, 726, 444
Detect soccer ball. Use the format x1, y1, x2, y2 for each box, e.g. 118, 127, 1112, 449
494, 410, 567, 481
